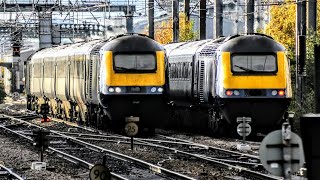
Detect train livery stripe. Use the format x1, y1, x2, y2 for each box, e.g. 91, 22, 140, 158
105, 51, 166, 86
221, 51, 286, 89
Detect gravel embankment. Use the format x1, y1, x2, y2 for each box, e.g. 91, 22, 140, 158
0, 132, 88, 180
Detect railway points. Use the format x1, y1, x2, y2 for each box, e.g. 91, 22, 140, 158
0, 0, 318, 179
0, 103, 294, 179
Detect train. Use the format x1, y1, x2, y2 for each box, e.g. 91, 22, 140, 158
25, 34, 169, 133
165, 34, 292, 136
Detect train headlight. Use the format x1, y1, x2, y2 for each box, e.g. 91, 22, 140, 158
233, 90, 240, 96
271, 90, 278, 96
226, 90, 233, 96
115, 87, 122, 93
108, 87, 115, 93
157, 87, 164, 93
151, 87, 157, 93
278, 90, 285, 96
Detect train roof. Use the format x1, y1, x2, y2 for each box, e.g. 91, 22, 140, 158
30, 40, 104, 60
219, 34, 286, 53
164, 34, 285, 57
101, 34, 164, 53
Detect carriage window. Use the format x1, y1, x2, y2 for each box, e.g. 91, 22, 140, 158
231, 55, 277, 74
114, 54, 156, 73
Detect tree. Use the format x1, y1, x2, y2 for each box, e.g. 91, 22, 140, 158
265, 1, 296, 59
264, 1, 320, 131
154, 13, 198, 44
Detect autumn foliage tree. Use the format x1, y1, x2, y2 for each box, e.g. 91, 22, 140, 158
265, 1, 296, 58
154, 13, 198, 44
264, 0, 320, 120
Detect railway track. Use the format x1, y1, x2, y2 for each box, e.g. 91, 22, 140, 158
1, 104, 283, 179
0, 113, 195, 180
55, 131, 280, 180
0, 164, 24, 180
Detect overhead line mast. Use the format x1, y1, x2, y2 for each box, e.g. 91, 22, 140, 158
199, 0, 206, 40
214, 0, 222, 39
245, 0, 254, 34
296, 0, 307, 106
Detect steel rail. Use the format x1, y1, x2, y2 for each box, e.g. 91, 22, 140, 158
0, 123, 128, 180
51, 131, 274, 179
157, 134, 260, 159
58, 132, 260, 161
2, 111, 270, 179
1, 114, 196, 180
133, 139, 280, 180
70, 136, 262, 168
0, 164, 24, 180
58, 132, 261, 165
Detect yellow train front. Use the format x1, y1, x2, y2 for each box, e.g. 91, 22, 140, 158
98, 34, 169, 133
216, 34, 292, 134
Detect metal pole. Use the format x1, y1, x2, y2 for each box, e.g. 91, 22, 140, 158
184, 0, 190, 21
104, 0, 106, 37
108, 0, 110, 19
296, 0, 307, 105
131, 137, 134, 150
245, 0, 254, 34
214, 0, 222, 39
103, 155, 107, 165
199, 0, 206, 40
234, 0, 239, 34
308, 0, 317, 32
315, 45, 320, 113
148, 0, 154, 39
296, 0, 301, 105
126, 1, 133, 34
282, 123, 292, 179
172, 0, 179, 42
40, 146, 44, 162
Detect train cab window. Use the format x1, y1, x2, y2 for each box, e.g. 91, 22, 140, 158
113, 54, 156, 73
231, 55, 277, 74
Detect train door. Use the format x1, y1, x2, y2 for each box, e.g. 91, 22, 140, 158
211, 53, 218, 98
69, 55, 75, 102
65, 56, 70, 100
192, 54, 199, 100
53, 57, 56, 98
40, 58, 44, 97
25, 61, 31, 95
51, 58, 55, 98
76, 54, 86, 104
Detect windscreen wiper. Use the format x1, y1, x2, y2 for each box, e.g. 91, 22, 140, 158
115, 67, 136, 71
234, 65, 258, 72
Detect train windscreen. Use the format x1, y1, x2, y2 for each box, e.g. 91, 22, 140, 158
231, 55, 277, 74
113, 54, 156, 73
